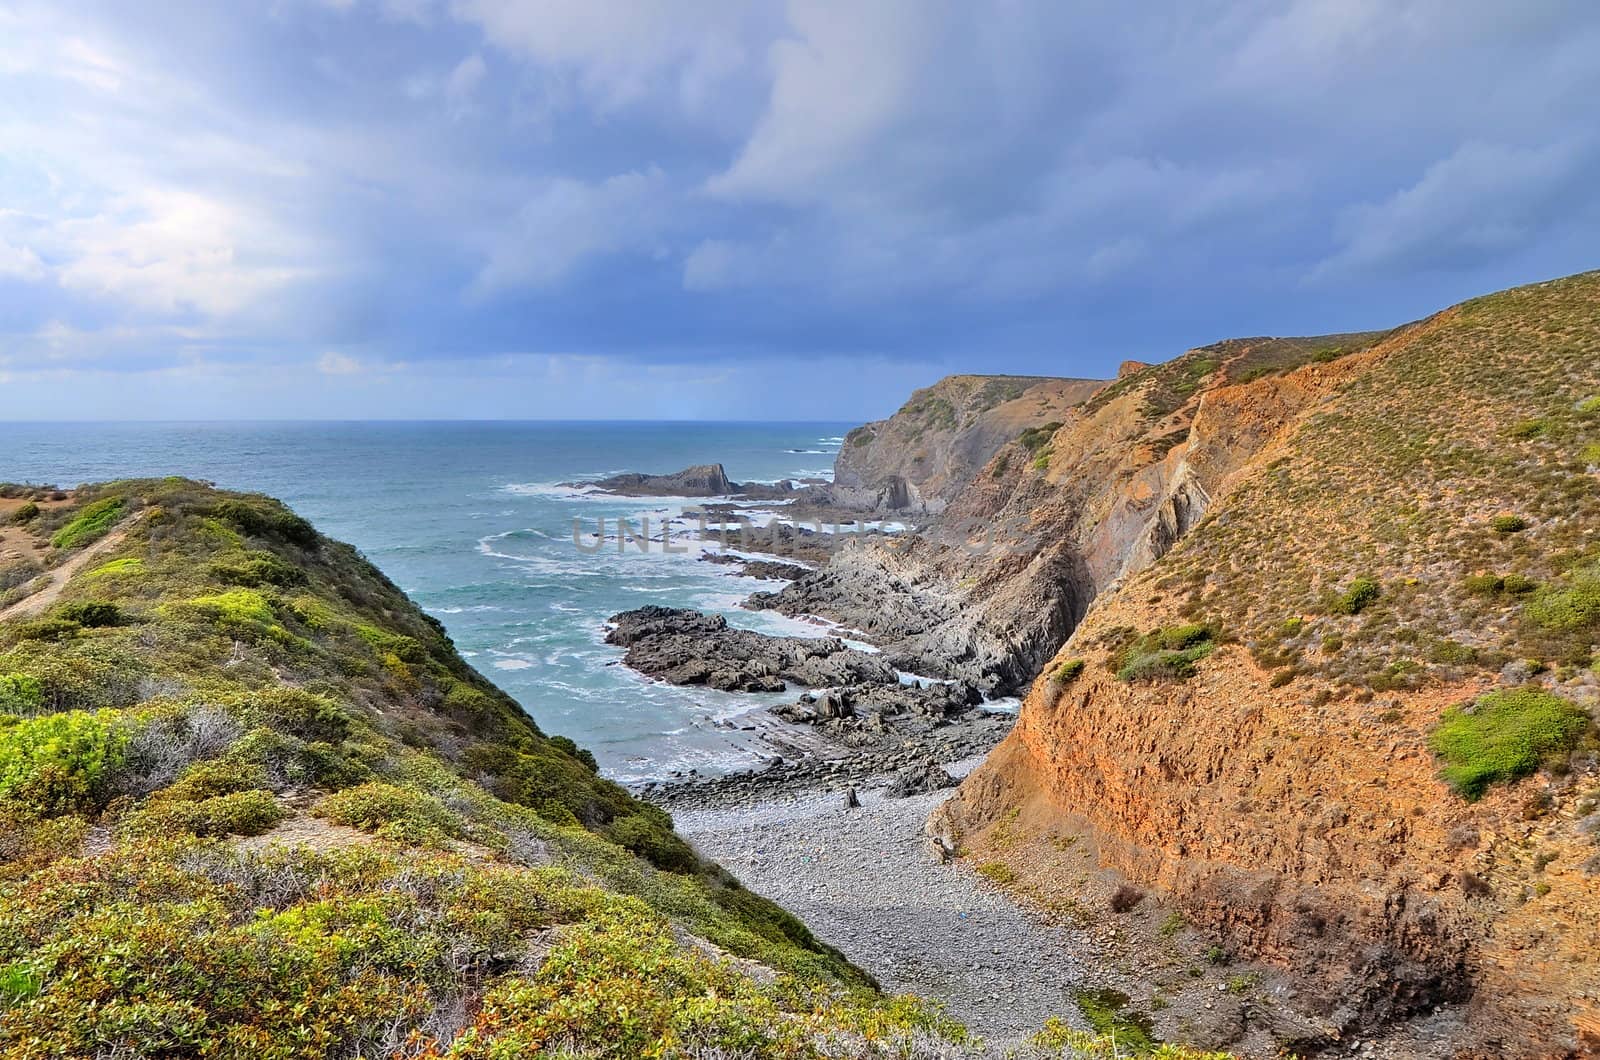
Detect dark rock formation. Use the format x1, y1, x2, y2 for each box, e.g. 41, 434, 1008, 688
697, 551, 812, 582
605, 606, 896, 692
572, 463, 797, 500
885, 756, 956, 798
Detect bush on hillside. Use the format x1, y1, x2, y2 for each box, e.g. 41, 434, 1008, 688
127, 788, 284, 838
0, 673, 44, 715
1524, 561, 1600, 633
1114, 624, 1217, 683
1431, 688, 1590, 799
315, 781, 465, 844
55, 601, 122, 628
0, 710, 126, 814
1330, 577, 1381, 615
50, 497, 125, 550
8, 619, 81, 643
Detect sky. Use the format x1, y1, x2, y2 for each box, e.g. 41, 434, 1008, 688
1, 1, 1598, 421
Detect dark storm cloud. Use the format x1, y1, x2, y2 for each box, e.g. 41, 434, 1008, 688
1, 0, 1597, 416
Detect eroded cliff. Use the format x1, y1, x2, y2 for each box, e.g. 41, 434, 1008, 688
932, 272, 1600, 1056
829, 373, 1104, 513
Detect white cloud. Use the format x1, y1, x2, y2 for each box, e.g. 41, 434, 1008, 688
705, 0, 930, 206
450, 0, 763, 109
52, 188, 314, 317
318, 351, 364, 375
0, 234, 46, 280
446, 52, 486, 101
1313, 139, 1596, 278
470, 167, 673, 294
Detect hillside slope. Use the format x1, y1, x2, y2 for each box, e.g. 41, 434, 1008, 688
754, 332, 1388, 696
0, 479, 982, 1059
830, 374, 1104, 513
931, 272, 1600, 1055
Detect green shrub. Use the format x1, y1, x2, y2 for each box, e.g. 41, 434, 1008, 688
1016, 422, 1062, 455
0, 673, 44, 714
1583, 442, 1600, 466
1074, 988, 1156, 1054
0, 710, 126, 814
158, 759, 265, 803
209, 498, 317, 546
1464, 574, 1505, 595
1503, 573, 1539, 595
231, 688, 351, 743
1509, 418, 1548, 439
208, 551, 306, 588
1155, 623, 1211, 651
129, 789, 284, 838
1031, 447, 1053, 471
976, 861, 1016, 886
315, 781, 464, 844
54, 601, 122, 628
176, 588, 295, 644
1431, 688, 1590, 799
1114, 625, 1216, 683
609, 809, 700, 874
1118, 644, 1214, 682
10, 502, 39, 525
355, 624, 426, 662
1429, 640, 1477, 665
1524, 562, 1600, 632
87, 557, 143, 578
1578, 395, 1600, 415
1466, 573, 1538, 596
1330, 576, 1381, 615
1051, 658, 1086, 685
549, 734, 598, 773
9, 619, 81, 643
1491, 514, 1529, 534
50, 497, 125, 550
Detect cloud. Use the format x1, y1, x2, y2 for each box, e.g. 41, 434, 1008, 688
0, 233, 46, 281
2, 0, 1599, 418
469, 167, 674, 295
1314, 138, 1599, 278
50, 188, 315, 318
450, 0, 764, 111
318, 351, 365, 375
445, 52, 486, 100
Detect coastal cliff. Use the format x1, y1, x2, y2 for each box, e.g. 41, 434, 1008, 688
828, 374, 1104, 513
929, 272, 1600, 1055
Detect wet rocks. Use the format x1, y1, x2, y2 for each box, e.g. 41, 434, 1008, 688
697, 551, 812, 582
605, 606, 897, 692
885, 756, 957, 798
570, 463, 799, 500
773, 681, 979, 733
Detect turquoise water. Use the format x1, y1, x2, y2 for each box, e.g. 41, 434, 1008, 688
0, 421, 859, 779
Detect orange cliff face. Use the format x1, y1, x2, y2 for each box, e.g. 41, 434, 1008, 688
932, 272, 1600, 1057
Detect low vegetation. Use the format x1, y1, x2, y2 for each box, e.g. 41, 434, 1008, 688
48, 496, 125, 550
3, 480, 994, 1058
1430, 688, 1591, 799
1111, 625, 1216, 683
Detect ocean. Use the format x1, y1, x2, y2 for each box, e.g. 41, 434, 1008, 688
0, 420, 865, 780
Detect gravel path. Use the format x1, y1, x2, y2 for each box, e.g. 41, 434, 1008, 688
675, 766, 1096, 1052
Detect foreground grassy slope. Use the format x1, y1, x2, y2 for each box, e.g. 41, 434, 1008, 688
0, 479, 976, 1059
